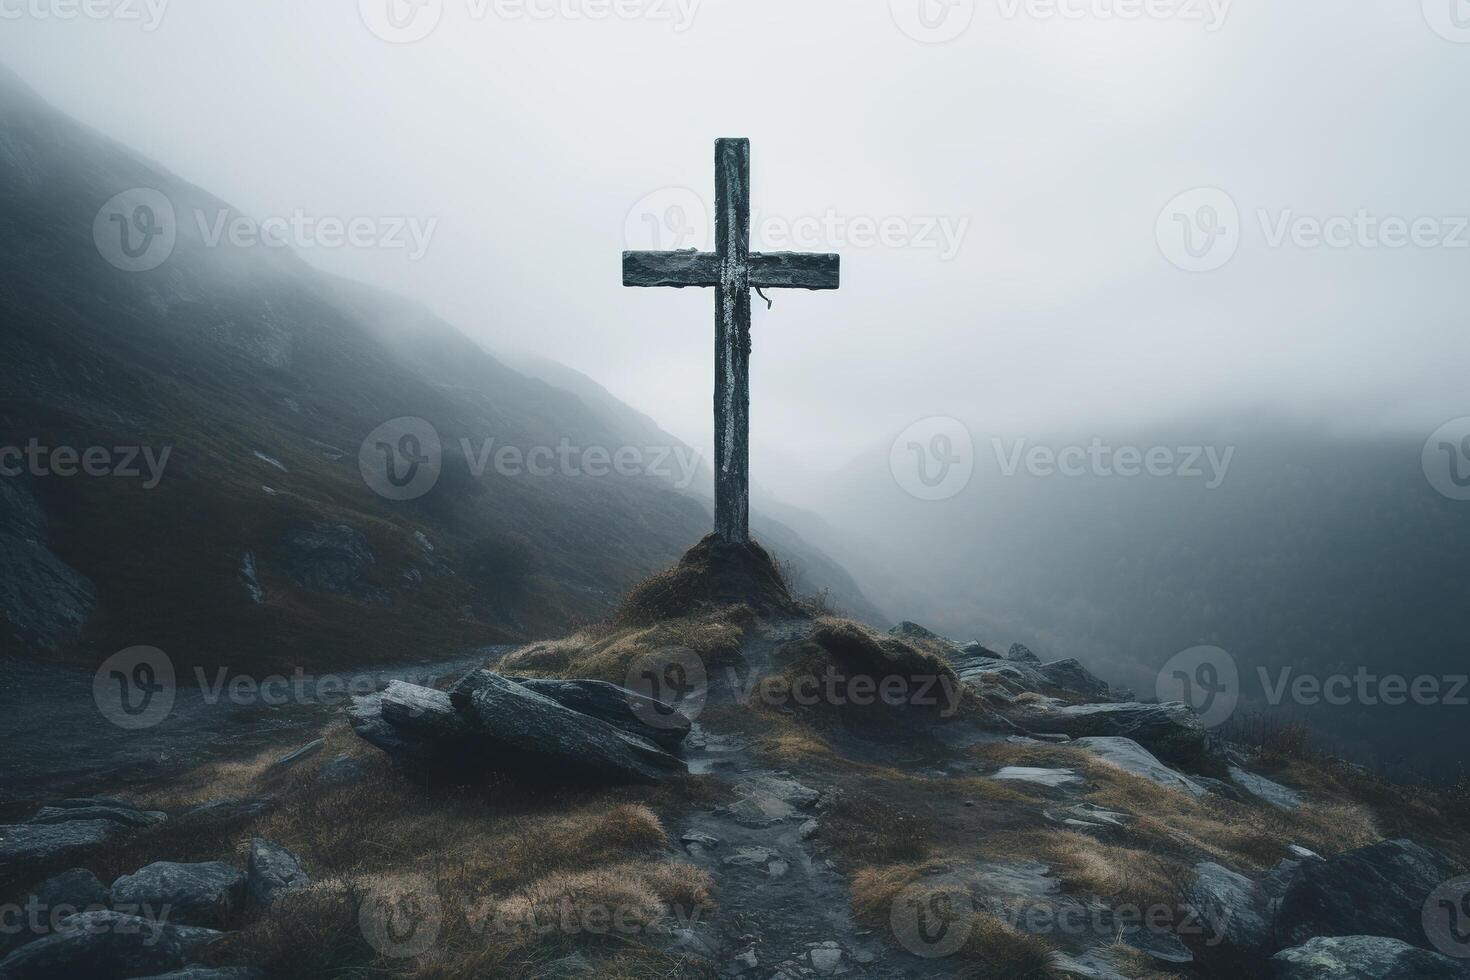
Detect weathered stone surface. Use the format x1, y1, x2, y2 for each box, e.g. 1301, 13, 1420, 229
1276, 839, 1465, 950
1269, 936, 1465, 979
316, 753, 369, 787
1037, 659, 1110, 698
0, 820, 121, 867
889, 621, 946, 642
34, 867, 110, 911
512, 678, 692, 750
0, 910, 221, 980
246, 839, 310, 910
991, 766, 1085, 790
447, 669, 685, 784
380, 681, 475, 742
111, 862, 247, 928
1015, 702, 1209, 767
280, 523, 386, 604
1229, 766, 1303, 811
29, 804, 167, 829
1187, 861, 1281, 955
1074, 737, 1206, 798
176, 798, 274, 828
1008, 643, 1042, 665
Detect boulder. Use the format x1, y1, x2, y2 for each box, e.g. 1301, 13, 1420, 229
176, 798, 274, 829
1186, 861, 1283, 955
111, 862, 247, 928
1276, 839, 1466, 951
28, 804, 167, 829
0, 820, 122, 868
1074, 737, 1206, 798
448, 670, 686, 784
280, 523, 387, 604
246, 839, 310, 910
1037, 659, 1110, 698
991, 767, 1085, 791
1014, 702, 1210, 767
34, 867, 110, 911
889, 621, 947, 642
1229, 766, 1303, 811
0, 910, 222, 980
0, 477, 96, 653
1008, 643, 1042, 665
1270, 936, 1465, 979
0, 867, 110, 957
511, 678, 692, 750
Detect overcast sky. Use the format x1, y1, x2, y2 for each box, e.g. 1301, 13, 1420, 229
4, 0, 1468, 476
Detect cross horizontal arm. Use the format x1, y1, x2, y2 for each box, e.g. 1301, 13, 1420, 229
750, 252, 841, 290
623, 250, 720, 288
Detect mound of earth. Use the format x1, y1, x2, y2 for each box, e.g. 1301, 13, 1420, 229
616, 535, 800, 627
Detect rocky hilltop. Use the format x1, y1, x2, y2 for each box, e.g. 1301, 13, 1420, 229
2, 542, 1467, 979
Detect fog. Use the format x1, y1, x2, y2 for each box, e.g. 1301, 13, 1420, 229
3, 1, 1466, 486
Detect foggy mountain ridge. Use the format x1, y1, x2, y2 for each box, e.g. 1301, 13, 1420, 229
0, 62, 876, 665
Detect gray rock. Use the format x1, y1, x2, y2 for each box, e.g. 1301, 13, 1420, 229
1277, 839, 1467, 951
380, 682, 476, 742
1229, 765, 1304, 811
246, 839, 310, 910
111, 862, 247, 928
1270, 936, 1466, 979
681, 831, 721, 850
269, 738, 324, 771
29, 804, 167, 829
280, 523, 387, 604
0, 476, 96, 653
512, 678, 692, 750
991, 766, 1085, 790
889, 621, 946, 641
447, 670, 685, 784
1074, 737, 1206, 798
1008, 643, 1042, 665
1016, 701, 1210, 767
176, 798, 274, 828
0, 910, 221, 980
0, 820, 121, 867
1037, 659, 1110, 698
1186, 856, 1319, 957
34, 867, 109, 909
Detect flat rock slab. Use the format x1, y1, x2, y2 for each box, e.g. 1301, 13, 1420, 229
512, 678, 692, 750
1073, 737, 1206, 798
177, 798, 274, 828
1228, 765, 1303, 810
246, 839, 310, 910
1016, 702, 1208, 767
0, 910, 222, 980
1270, 935, 1467, 979
715, 772, 819, 827
0, 820, 121, 867
991, 766, 1085, 791
449, 670, 685, 784
29, 804, 167, 828
111, 861, 247, 928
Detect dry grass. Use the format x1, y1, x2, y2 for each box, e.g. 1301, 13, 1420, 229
498, 608, 752, 684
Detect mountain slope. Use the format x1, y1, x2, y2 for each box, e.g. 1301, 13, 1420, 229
0, 63, 871, 668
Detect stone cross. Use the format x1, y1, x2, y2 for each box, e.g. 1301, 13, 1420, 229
623, 138, 841, 544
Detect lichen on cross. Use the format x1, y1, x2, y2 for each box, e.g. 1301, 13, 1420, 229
623, 138, 841, 545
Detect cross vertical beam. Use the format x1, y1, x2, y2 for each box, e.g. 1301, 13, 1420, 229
622, 139, 841, 547
714, 138, 751, 544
